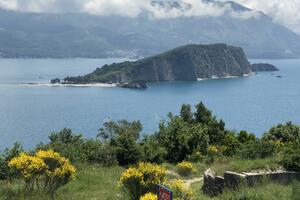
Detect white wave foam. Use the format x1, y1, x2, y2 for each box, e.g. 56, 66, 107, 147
197, 73, 254, 81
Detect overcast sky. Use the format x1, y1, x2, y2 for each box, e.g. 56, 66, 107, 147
0, 0, 299, 34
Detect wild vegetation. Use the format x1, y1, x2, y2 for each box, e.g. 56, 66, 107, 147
1, 102, 300, 199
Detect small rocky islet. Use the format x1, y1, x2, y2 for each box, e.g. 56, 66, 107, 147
51, 44, 278, 88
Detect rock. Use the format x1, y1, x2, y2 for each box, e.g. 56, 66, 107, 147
202, 169, 224, 196
117, 81, 148, 89
251, 63, 279, 72
224, 171, 247, 189
50, 78, 61, 84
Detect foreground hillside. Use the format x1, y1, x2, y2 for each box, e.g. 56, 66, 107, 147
1, 0, 300, 59
1, 102, 300, 199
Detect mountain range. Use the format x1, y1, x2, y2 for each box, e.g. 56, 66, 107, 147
1, 0, 300, 59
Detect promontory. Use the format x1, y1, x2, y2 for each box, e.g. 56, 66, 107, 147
55, 44, 273, 88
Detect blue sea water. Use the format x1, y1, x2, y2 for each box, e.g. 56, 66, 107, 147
0, 58, 300, 149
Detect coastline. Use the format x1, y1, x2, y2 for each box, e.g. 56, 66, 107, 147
197, 73, 254, 81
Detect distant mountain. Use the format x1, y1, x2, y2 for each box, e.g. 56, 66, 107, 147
1, 0, 300, 59
62, 43, 252, 87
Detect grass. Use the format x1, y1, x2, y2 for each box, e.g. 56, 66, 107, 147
191, 180, 299, 200
0, 156, 285, 200
0, 165, 129, 200
209, 156, 281, 176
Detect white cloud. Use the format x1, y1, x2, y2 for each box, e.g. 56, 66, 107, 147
232, 0, 300, 33
0, 0, 299, 33
0, 0, 258, 19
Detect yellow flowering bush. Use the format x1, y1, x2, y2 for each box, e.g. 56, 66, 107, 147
8, 150, 76, 193
119, 162, 166, 200
177, 161, 195, 177
8, 153, 46, 179
164, 179, 192, 200
208, 145, 219, 154
36, 150, 76, 178
140, 192, 157, 200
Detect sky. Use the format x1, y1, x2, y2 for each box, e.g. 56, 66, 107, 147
0, 0, 299, 34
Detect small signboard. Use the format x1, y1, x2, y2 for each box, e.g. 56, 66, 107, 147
157, 184, 172, 200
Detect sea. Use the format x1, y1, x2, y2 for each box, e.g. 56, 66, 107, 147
0, 58, 300, 149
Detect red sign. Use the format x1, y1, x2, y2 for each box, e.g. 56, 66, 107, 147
158, 185, 172, 200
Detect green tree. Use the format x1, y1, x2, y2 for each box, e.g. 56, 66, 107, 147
194, 102, 212, 124
282, 140, 300, 172
180, 104, 193, 123
0, 142, 23, 180
37, 128, 86, 163
98, 120, 143, 166
237, 130, 256, 144
157, 115, 209, 163
263, 122, 300, 143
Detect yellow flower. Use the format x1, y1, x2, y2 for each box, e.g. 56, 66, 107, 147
208, 145, 219, 154
119, 162, 166, 199
140, 192, 157, 200
164, 179, 192, 200
35, 150, 76, 178
8, 153, 46, 178
177, 161, 195, 177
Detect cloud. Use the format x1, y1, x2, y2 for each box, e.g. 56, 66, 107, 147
0, 0, 259, 19
232, 0, 300, 33
1, 0, 299, 33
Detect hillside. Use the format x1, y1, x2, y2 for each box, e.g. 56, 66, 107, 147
62, 43, 252, 86
1, 0, 300, 59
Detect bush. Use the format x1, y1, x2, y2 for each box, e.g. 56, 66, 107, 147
98, 120, 143, 166
8, 150, 76, 194
141, 136, 166, 164
140, 193, 157, 200
221, 132, 240, 156
263, 122, 300, 143
157, 115, 208, 163
0, 142, 23, 180
37, 128, 86, 163
282, 141, 300, 172
119, 162, 166, 200
177, 161, 194, 177
237, 140, 276, 159
164, 179, 192, 200
82, 140, 118, 166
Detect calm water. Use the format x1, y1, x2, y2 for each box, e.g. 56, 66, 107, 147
0, 58, 300, 149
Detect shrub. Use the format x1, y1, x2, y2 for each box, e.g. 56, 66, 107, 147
237, 140, 276, 159
8, 153, 47, 192
237, 130, 256, 144
0, 142, 23, 180
8, 150, 76, 194
140, 193, 157, 200
263, 122, 300, 143
164, 179, 192, 200
282, 141, 300, 172
157, 116, 208, 163
82, 140, 118, 166
221, 132, 240, 156
177, 161, 194, 177
98, 120, 143, 166
36, 150, 76, 193
37, 128, 86, 163
141, 136, 166, 164
119, 162, 166, 200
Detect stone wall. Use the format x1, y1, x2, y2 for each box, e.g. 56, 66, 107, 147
202, 169, 300, 196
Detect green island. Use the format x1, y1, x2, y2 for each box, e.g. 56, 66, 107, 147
0, 102, 299, 200
54, 44, 278, 88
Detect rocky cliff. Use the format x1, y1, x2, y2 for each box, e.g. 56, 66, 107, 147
63, 44, 252, 86
251, 63, 279, 72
